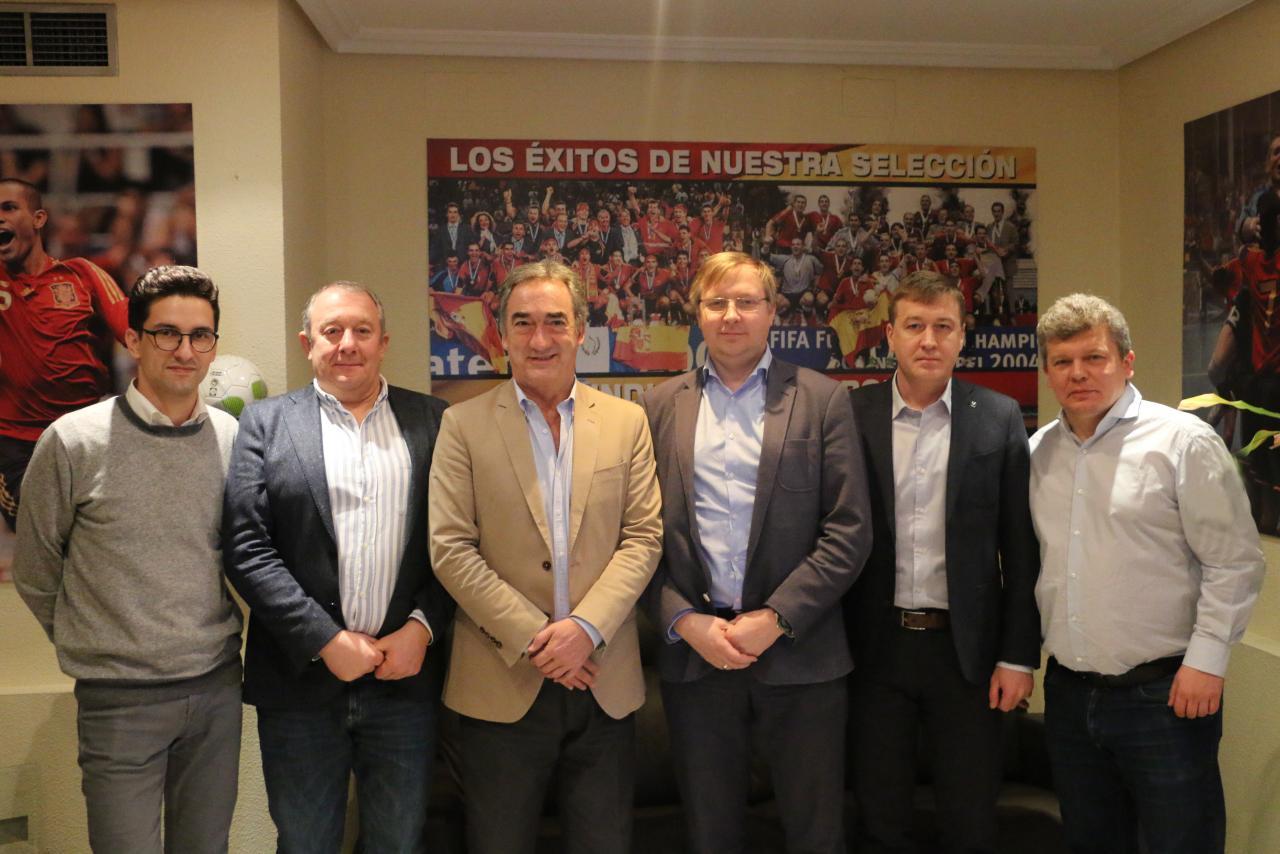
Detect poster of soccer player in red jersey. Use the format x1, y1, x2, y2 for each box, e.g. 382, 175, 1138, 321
0, 103, 196, 580
427, 139, 1040, 420
1185, 91, 1280, 537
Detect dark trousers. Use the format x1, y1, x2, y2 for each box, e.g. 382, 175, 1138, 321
851, 622, 1003, 854
1043, 661, 1225, 854
458, 682, 635, 854
257, 679, 437, 854
662, 671, 848, 854
0, 435, 36, 530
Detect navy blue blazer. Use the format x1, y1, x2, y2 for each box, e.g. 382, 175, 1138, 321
846, 378, 1040, 684
222, 384, 452, 709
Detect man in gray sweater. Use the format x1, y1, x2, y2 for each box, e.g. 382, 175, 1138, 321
13, 265, 244, 854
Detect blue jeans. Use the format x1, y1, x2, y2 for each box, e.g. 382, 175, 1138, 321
1043, 662, 1225, 854
257, 679, 436, 854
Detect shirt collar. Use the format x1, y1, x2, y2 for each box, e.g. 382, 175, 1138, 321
702, 348, 773, 389
125, 380, 208, 427
313, 376, 390, 417
890, 372, 952, 418
513, 378, 578, 416
1059, 382, 1140, 444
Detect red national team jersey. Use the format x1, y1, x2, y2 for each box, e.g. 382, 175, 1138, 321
0, 257, 129, 441
1240, 249, 1280, 374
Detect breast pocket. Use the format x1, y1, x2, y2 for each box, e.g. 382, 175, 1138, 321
777, 438, 819, 492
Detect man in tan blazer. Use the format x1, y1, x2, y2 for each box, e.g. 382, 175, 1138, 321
429, 259, 662, 854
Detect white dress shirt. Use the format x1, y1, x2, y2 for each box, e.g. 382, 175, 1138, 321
126, 381, 209, 427
316, 378, 426, 638
1030, 383, 1265, 677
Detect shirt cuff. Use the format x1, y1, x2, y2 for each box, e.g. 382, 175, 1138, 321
408, 610, 434, 646
667, 608, 695, 643
995, 661, 1033, 674
570, 616, 604, 649
1182, 634, 1231, 678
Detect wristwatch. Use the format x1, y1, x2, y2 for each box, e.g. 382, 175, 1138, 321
774, 609, 795, 639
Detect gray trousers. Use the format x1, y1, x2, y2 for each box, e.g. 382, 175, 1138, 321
76, 679, 242, 854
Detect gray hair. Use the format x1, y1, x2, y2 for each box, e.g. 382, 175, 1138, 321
301, 281, 387, 341
1036, 293, 1132, 361
496, 260, 588, 335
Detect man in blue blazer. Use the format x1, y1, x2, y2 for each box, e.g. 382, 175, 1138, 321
846, 270, 1040, 853
223, 281, 451, 854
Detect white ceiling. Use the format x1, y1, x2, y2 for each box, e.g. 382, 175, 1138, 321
295, 0, 1253, 71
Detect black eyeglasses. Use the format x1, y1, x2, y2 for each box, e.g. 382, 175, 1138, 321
143, 327, 219, 353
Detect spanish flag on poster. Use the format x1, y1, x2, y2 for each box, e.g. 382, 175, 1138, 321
430, 291, 507, 373
613, 324, 690, 372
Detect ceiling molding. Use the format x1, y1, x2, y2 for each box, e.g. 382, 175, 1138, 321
295, 0, 1255, 72
1102, 0, 1252, 67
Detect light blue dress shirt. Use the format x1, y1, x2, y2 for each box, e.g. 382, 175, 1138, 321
891, 375, 952, 610
692, 349, 773, 611
513, 380, 602, 648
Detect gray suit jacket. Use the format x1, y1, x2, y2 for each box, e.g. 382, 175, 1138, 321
641, 357, 871, 685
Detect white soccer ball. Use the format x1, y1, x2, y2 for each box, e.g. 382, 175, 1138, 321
200, 355, 268, 418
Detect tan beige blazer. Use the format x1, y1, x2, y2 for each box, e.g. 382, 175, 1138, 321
428, 380, 662, 723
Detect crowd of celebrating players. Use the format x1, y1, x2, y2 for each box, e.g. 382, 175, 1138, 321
429, 180, 1035, 340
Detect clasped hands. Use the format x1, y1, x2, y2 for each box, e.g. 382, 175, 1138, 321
528, 618, 598, 691
318, 621, 430, 682
675, 608, 784, 671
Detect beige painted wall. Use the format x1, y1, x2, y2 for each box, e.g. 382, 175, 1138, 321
0, 0, 304, 851
1119, 1, 1280, 851
316, 55, 1120, 398
3, 0, 1278, 851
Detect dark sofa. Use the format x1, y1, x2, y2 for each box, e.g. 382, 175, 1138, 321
425, 613, 1066, 853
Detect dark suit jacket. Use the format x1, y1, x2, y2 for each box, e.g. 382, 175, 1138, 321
642, 358, 871, 686
222, 384, 452, 709
846, 378, 1040, 685
431, 222, 476, 266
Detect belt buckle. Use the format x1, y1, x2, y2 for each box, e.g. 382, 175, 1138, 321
899, 609, 927, 631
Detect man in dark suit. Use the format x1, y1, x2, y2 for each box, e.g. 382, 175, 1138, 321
643, 251, 871, 854
846, 270, 1040, 853
431, 201, 475, 269
223, 281, 451, 854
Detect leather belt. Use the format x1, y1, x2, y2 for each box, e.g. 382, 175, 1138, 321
1048, 655, 1183, 689
894, 607, 950, 631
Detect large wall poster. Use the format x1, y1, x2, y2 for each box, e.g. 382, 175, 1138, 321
1184, 92, 1280, 537
427, 139, 1039, 418
0, 103, 196, 581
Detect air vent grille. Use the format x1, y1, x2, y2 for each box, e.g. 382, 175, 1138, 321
0, 12, 27, 66
0, 5, 115, 75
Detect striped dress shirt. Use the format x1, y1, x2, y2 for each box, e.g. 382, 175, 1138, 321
316, 379, 427, 636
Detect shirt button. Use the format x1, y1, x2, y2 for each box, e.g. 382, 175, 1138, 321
1073, 530, 1080, 536
1076, 489, 1084, 495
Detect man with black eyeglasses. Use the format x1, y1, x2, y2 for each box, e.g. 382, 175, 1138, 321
13, 265, 244, 854
641, 251, 870, 854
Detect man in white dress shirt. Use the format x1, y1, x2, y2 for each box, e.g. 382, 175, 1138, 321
1030, 293, 1265, 854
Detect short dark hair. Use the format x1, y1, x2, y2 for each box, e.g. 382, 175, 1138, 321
889, 270, 964, 322
0, 177, 42, 213
128, 265, 220, 332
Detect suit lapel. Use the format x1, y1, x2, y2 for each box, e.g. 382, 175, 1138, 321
496, 382, 553, 552
568, 387, 599, 550
284, 386, 337, 545
745, 361, 797, 568
863, 380, 897, 534
946, 380, 974, 521
388, 388, 427, 526
673, 372, 706, 562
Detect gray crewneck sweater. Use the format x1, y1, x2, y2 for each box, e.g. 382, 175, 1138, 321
14, 396, 244, 684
